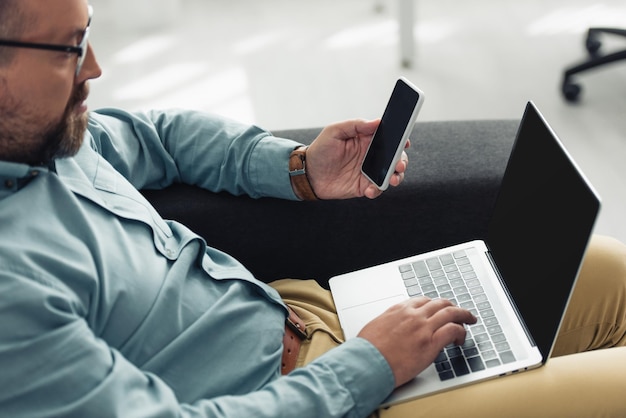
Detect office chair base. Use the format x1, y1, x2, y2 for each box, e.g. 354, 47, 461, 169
561, 28, 626, 102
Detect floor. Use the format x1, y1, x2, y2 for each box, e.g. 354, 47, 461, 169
88, 0, 626, 242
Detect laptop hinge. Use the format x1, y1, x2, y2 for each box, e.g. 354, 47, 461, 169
485, 250, 537, 347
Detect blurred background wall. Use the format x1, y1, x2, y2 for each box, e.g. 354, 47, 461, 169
88, 0, 626, 242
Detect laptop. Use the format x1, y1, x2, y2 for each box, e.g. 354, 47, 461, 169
328, 101, 601, 406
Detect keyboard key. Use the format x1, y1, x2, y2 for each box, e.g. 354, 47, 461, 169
500, 351, 516, 364
450, 278, 465, 288
466, 278, 481, 288
492, 333, 507, 343
453, 250, 467, 259
458, 259, 472, 267
437, 284, 452, 293
471, 325, 486, 334
450, 356, 470, 376
435, 351, 448, 363
436, 361, 452, 372
439, 370, 455, 381
446, 347, 463, 358
474, 293, 488, 303
412, 260, 430, 277
482, 350, 498, 360
476, 301, 491, 310
440, 291, 455, 299
431, 269, 446, 278
453, 286, 469, 296
467, 356, 486, 372
487, 325, 503, 335
479, 308, 495, 318
399, 264, 412, 273
422, 284, 436, 293
461, 338, 476, 349
403, 278, 418, 287
457, 293, 472, 303
484, 317, 499, 326
464, 347, 479, 358
419, 277, 433, 285
434, 277, 448, 286
478, 342, 494, 352
444, 264, 458, 273
486, 359, 501, 368
426, 257, 442, 271
460, 301, 475, 309
495, 342, 511, 352
406, 285, 422, 297
469, 286, 485, 295
440, 254, 455, 265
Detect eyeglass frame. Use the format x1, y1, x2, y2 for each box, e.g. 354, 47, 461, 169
0, 5, 92, 76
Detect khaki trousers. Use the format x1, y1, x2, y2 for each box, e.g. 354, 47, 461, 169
271, 235, 626, 417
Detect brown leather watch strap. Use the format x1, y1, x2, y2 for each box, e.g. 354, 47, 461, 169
289, 147, 318, 201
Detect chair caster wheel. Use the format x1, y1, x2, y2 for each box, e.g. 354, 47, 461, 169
585, 36, 602, 56
562, 81, 582, 102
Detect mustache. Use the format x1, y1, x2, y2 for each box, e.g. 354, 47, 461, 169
69, 82, 89, 109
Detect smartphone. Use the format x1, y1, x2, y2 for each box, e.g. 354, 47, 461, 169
361, 77, 424, 190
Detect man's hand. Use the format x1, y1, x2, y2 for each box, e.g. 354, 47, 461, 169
305, 119, 410, 200
357, 297, 477, 388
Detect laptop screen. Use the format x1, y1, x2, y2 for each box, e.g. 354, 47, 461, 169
486, 102, 600, 359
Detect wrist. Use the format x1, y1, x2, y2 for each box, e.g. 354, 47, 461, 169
289, 146, 318, 201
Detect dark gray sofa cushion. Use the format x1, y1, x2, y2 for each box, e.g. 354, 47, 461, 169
142, 119, 518, 287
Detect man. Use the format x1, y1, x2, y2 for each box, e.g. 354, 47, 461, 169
0, 1, 625, 417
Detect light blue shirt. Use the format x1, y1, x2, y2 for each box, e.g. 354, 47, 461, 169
0, 109, 394, 417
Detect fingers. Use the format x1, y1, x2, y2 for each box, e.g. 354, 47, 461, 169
359, 296, 478, 387
355, 118, 381, 136
329, 118, 379, 139
387, 151, 409, 188
405, 297, 477, 344
364, 185, 383, 199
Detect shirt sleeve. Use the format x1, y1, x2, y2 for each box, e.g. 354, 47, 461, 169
0, 267, 395, 418
188, 338, 396, 418
87, 108, 303, 199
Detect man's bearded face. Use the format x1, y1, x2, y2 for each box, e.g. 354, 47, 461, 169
0, 81, 89, 166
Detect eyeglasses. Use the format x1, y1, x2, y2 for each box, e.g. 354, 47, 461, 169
0, 5, 92, 76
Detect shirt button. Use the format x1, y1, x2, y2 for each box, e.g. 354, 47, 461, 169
5, 180, 14, 189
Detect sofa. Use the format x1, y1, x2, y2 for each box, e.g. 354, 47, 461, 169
142, 119, 518, 289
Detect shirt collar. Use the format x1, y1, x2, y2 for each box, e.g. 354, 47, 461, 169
0, 160, 52, 199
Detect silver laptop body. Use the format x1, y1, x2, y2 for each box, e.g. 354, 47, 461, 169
329, 102, 601, 406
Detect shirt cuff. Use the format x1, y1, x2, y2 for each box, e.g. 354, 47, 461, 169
315, 337, 396, 416
248, 135, 303, 200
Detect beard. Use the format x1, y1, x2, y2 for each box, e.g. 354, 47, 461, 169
0, 82, 89, 166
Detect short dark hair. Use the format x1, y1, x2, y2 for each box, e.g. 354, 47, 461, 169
0, 0, 25, 65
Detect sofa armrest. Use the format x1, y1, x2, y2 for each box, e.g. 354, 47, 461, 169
142, 119, 518, 287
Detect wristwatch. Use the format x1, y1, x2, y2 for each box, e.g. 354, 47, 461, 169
289, 147, 318, 201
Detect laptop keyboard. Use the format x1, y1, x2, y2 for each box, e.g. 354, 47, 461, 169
398, 249, 517, 381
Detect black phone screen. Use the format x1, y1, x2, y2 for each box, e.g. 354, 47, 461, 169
362, 79, 420, 187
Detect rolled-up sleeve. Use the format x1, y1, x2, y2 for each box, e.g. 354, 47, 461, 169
87, 108, 303, 199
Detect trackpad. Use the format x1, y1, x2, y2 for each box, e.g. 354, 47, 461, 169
338, 294, 406, 339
